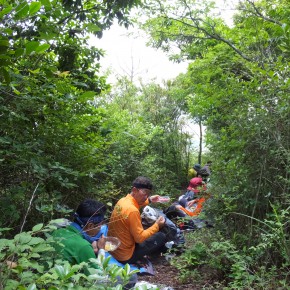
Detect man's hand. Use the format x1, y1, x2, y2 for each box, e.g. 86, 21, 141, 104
97, 235, 106, 250
92, 241, 98, 254
91, 235, 106, 254
149, 195, 160, 203
187, 199, 197, 207
156, 216, 165, 229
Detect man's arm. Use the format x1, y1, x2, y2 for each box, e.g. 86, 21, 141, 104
128, 211, 160, 243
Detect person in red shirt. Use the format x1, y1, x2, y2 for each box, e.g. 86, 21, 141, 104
179, 176, 205, 204
108, 176, 166, 264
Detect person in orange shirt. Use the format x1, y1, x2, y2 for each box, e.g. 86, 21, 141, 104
108, 176, 166, 264
164, 180, 210, 225
176, 195, 208, 217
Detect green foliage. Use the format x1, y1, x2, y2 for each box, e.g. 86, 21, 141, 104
1, 0, 195, 234
139, 0, 290, 285
0, 221, 139, 290
173, 229, 290, 289
100, 77, 194, 194
0, 0, 143, 232
1, 0, 289, 286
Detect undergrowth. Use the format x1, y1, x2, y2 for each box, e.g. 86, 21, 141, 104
171, 228, 290, 289
0, 221, 144, 290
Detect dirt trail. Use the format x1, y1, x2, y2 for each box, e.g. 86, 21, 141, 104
137, 254, 199, 290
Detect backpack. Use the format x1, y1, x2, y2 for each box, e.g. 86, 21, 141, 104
141, 206, 178, 242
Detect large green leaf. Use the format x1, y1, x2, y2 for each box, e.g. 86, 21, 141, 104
32, 223, 44, 232
0, 5, 12, 19
79, 91, 96, 101
25, 41, 40, 54
0, 67, 10, 83
29, 2, 42, 16
15, 1, 29, 19
35, 43, 50, 53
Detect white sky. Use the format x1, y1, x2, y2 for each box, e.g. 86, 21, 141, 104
89, 24, 188, 84
89, 25, 205, 149
88, 0, 237, 85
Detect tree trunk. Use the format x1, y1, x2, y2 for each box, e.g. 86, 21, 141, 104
198, 118, 202, 164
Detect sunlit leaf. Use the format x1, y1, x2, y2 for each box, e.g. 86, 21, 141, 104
79, 91, 96, 101
0, 5, 13, 19
35, 43, 50, 53
25, 41, 40, 54
15, 2, 29, 18
86, 23, 101, 33
27, 283, 37, 290
29, 2, 42, 16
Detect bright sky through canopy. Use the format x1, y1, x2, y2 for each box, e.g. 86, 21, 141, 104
89, 0, 237, 84
88, 0, 237, 149
89, 24, 188, 84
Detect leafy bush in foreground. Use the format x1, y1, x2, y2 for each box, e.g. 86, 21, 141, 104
0, 221, 139, 290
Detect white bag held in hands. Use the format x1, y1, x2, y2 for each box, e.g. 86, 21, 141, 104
141, 206, 182, 244
141, 206, 159, 224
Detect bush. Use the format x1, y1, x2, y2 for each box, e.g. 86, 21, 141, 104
0, 221, 139, 290
172, 229, 290, 289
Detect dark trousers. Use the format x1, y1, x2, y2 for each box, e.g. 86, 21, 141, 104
121, 232, 167, 264
163, 204, 187, 220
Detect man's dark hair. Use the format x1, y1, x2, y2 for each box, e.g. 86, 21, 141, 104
76, 199, 106, 218
199, 168, 209, 177
132, 176, 153, 190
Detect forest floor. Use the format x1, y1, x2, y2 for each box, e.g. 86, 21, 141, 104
138, 231, 223, 290
137, 252, 223, 290
137, 253, 200, 290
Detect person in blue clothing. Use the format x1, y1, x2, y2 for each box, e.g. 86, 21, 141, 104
52, 198, 137, 288
52, 199, 107, 266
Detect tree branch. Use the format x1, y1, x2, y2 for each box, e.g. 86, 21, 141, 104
57, 4, 102, 25
20, 183, 39, 233
168, 16, 253, 62
245, 0, 282, 26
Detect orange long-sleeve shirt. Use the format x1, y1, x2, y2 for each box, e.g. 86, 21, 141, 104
108, 194, 159, 262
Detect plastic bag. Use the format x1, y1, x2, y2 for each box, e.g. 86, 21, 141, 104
141, 206, 177, 241
141, 206, 159, 224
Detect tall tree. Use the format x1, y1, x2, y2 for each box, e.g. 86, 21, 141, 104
139, 0, 290, 268
99, 76, 194, 193
0, 0, 141, 231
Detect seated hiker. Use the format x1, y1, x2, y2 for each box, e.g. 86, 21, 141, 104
108, 176, 167, 264
52, 198, 137, 288
193, 163, 202, 172
199, 161, 212, 183
176, 191, 210, 218
202, 161, 212, 176
164, 180, 209, 227
187, 163, 202, 180
187, 167, 197, 179
178, 176, 205, 205
52, 199, 107, 267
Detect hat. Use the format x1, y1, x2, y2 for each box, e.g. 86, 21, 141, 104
187, 177, 203, 191
193, 164, 201, 171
